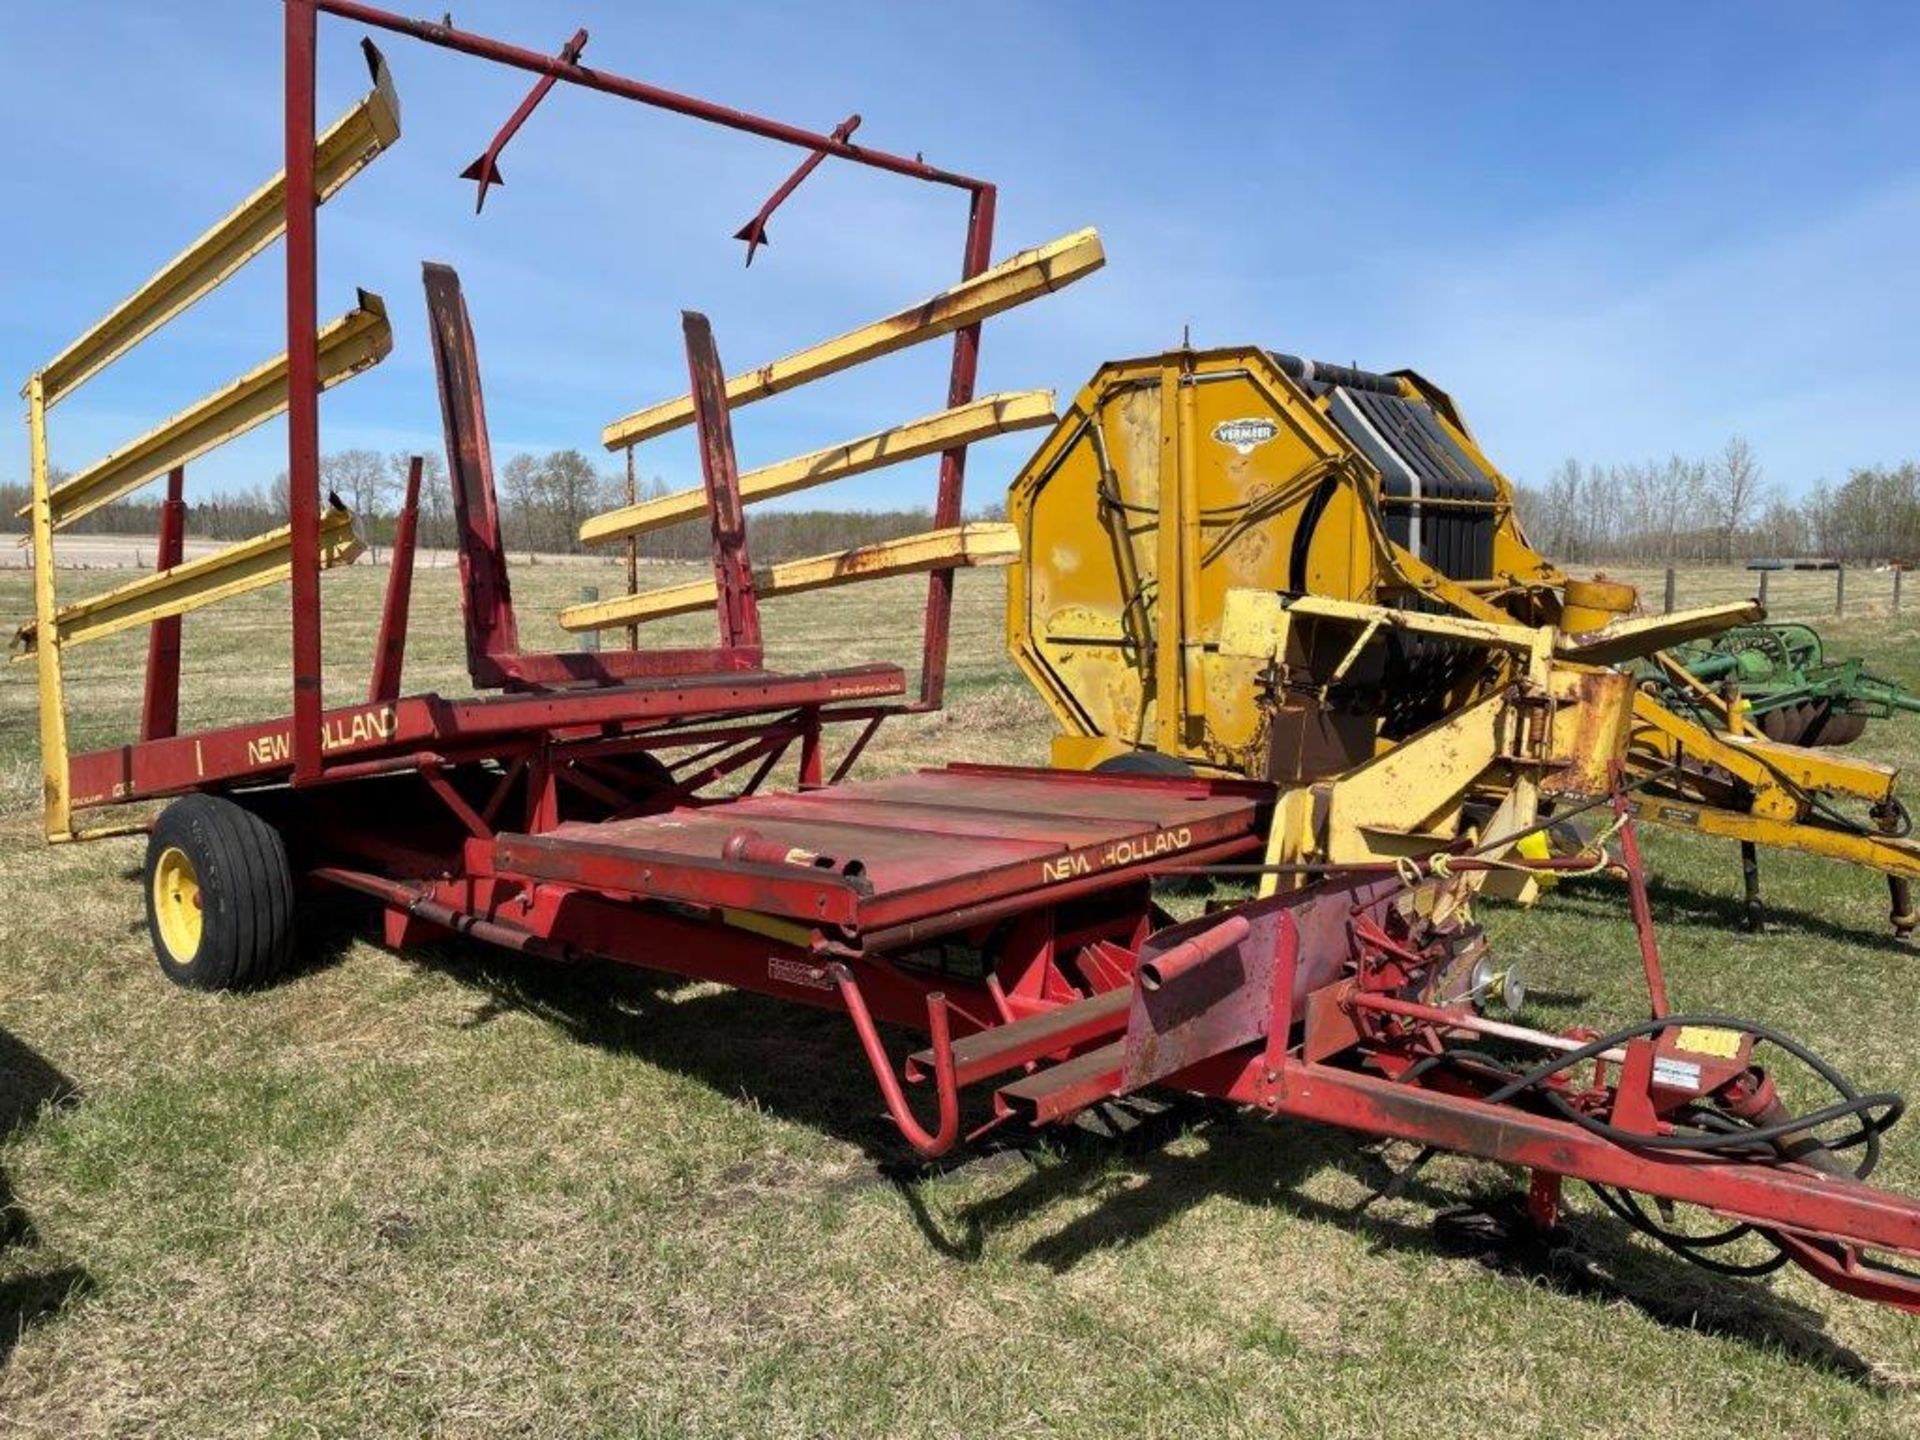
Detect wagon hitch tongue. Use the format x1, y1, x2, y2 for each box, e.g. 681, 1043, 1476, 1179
862, 873, 1920, 1315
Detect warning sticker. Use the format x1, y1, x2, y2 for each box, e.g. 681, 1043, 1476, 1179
1652, 1056, 1703, 1092
1674, 1025, 1744, 1059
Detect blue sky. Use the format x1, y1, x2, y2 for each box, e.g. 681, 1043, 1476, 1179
3, 2, 1917, 513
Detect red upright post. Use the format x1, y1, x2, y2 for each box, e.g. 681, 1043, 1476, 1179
140, 467, 187, 742
682, 311, 762, 656
914, 185, 997, 709
369, 456, 423, 703
285, 0, 325, 781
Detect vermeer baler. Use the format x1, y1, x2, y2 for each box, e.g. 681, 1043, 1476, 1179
1008, 346, 1920, 931
18, 3, 1920, 1326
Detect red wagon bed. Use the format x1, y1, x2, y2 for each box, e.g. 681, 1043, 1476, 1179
497, 766, 1266, 938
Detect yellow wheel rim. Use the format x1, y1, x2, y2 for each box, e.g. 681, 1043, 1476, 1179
153, 845, 204, 961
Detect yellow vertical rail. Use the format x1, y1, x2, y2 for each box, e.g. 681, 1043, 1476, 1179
1153, 367, 1184, 755
1176, 365, 1205, 744
26, 373, 71, 840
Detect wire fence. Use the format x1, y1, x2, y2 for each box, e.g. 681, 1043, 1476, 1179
1596, 564, 1909, 621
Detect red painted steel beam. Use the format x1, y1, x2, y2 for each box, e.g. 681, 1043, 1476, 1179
733, 113, 861, 267
312, 0, 988, 192
139, 467, 187, 742
1241, 1059, 1920, 1270
461, 27, 588, 213
369, 455, 422, 703
285, 0, 324, 782
682, 311, 763, 655
913, 185, 997, 710
422, 261, 521, 678
65, 665, 907, 811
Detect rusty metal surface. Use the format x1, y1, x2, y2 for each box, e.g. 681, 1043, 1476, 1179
495, 767, 1264, 931
681, 311, 763, 654
1121, 876, 1400, 1091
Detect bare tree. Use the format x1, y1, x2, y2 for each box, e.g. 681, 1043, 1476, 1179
536, 449, 606, 556
1712, 436, 1762, 562
390, 450, 451, 564
500, 452, 542, 562
322, 448, 396, 558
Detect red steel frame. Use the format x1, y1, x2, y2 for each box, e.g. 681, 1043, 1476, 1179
276, 0, 992, 788
56, 1, 1002, 819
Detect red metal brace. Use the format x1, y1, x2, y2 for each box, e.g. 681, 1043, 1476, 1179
832, 963, 960, 1158
461, 27, 589, 213
681, 311, 763, 655
369, 455, 423, 703
139, 466, 187, 742
733, 113, 862, 266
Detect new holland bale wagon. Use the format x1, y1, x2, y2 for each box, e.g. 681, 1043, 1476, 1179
17, 2, 1920, 1320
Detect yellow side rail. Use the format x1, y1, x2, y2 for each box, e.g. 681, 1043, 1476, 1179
560, 524, 1020, 630
21, 57, 400, 840
581, 228, 1101, 641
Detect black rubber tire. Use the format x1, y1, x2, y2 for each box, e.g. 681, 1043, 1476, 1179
1546, 818, 1591, 857
1093, 751, 1196, 778
144, 795, 295, 992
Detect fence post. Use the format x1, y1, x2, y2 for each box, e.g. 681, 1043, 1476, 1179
1836, 565, 1845, 617
1896, 567, 1904, 615
579, 585, 600, 652
1757, 568, 1770, 610
1663, 568, 1676, 614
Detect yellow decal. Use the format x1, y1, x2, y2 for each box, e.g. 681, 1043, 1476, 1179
1674, 1025, 1744, 1059
246, 705, 396, 767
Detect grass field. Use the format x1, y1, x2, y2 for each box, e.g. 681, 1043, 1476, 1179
5, 558, 1920, 1437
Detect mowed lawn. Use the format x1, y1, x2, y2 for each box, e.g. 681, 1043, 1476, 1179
3, 558, 1920, 1437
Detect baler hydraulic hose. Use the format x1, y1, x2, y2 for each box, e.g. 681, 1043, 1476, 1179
829, 963, 960, 1159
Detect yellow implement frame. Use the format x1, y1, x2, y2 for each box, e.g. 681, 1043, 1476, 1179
1007, 341, 1920, 934
19, 56, 397, 841
581, 392, 1054, 546
28, 295, 391, 531
561, 524, 1019, 630
587, 229, 1097, 651
34, 51, 400, 408
602, 228, 1103, 449
13, 507, 364, 659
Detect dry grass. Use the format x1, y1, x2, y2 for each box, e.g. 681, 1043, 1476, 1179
3, 559, 1920, 1437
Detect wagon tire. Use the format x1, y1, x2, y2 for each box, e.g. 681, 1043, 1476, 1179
1093, 751, 1195, 778
144, 795, 295, 992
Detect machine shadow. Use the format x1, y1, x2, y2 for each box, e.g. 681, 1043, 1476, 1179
1549, 871, 1914, 957
399, 931, 1888, 1383
0, 1027, 92, 1370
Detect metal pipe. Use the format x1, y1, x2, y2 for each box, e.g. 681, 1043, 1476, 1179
830, 962, 960, 1158
313, 0, 987, 191
1612, 786, 1671, 1019
1138, 914, 1250, 991
310, 865, 571, 961
912, 183, 997, 710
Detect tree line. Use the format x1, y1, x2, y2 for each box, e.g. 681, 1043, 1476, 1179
1512, 437, 1920, 565
17, 438, 1916, 570
0, 448, 972, 563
